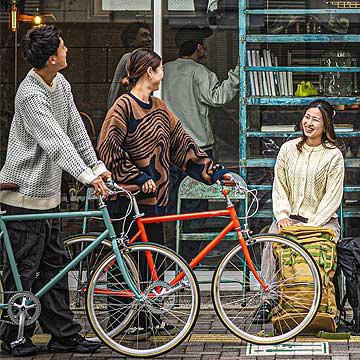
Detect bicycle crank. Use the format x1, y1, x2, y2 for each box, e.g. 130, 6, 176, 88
8, 291, 41, 326
145, 281, 175, 314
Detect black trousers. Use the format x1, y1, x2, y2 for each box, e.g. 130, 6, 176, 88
0, 204, 81, 342
166, 149, 212, 261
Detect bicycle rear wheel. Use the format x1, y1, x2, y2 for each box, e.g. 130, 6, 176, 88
212, 234, 321, 344
86, 243, 200, 358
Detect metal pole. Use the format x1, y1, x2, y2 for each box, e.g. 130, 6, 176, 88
153, 0, 162, 99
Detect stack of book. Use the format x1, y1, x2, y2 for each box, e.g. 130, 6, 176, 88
260, 124, 296, 132
259, 124, 354, 133
247, 49, 293, 97
334, 124, 354, 132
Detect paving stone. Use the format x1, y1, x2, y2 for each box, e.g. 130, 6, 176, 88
53, 354, 76, 359
89, 351, 118, 358
219, 351, 240, 358
185, 345, 205, 353
200, 355, 220, 360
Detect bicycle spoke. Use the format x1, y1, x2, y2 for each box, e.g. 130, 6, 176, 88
86, 243, 199, 358
212, 235, 321, 344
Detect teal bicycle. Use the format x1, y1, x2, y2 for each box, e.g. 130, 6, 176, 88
0, 180, 200, 358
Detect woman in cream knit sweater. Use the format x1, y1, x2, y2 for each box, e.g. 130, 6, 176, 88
255, 99, 345, 323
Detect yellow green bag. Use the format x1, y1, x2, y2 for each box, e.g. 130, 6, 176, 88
295, 81, 319, 97
272, 226, 337, 334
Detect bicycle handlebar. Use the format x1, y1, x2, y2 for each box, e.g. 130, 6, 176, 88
220, 179, 237, 187
95, 177, 248, 199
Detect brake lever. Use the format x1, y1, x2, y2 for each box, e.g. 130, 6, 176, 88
104, 178, 124, 192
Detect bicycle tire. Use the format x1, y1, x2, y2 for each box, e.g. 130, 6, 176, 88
0, 276, 3, 318
86, 242, 200, 358
63, 234, 113, 337
212, 234, 322, 344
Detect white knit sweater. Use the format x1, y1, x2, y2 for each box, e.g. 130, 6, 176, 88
272, 137, 344, 227
0, 70, 107, 210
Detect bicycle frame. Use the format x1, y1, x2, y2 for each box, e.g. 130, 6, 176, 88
126, 186, 268, 291
0, 201, 143, 310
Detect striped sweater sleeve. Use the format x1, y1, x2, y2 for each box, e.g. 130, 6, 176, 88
168, 109, 227, 184
97, 100, 152, 185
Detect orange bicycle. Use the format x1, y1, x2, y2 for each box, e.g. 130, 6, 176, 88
83, 177, 321, 356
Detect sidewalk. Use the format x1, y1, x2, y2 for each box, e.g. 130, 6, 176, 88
1, 309, 359, 360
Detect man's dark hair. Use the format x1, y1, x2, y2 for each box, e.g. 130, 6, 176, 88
22, 25, 61, 69
178, 40, 203, 57
121, 22, 151, 48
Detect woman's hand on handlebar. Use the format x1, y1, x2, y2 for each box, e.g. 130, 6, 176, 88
216, 173, 233, 185
90, 177, 109, 198
141, 179, 157, 193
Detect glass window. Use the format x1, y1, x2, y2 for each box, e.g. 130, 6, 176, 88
162, 0, 239, 168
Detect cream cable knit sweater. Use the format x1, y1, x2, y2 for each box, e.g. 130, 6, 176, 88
272, 137, 344, 227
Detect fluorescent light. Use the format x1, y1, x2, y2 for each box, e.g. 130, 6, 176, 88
102, 0, 151, 11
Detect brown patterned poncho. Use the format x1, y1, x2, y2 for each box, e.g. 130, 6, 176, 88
97, 92, 227, 206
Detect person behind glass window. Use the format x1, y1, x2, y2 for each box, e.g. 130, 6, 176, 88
107, 22, 152, 109
162, 25, 239, 257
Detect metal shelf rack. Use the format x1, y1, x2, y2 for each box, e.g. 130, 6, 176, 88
238, 1, 360, 233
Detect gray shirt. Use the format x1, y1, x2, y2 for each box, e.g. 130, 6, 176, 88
107, 52, 130, 109
162, 58, 239, 150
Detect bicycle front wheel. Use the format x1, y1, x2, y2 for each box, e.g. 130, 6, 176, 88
0, 275, 4, 318
64, 234, 112, 336
212, 234, 321, 344
86, 243, 200, 358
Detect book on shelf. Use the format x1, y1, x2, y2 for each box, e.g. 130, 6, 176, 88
261, 124, 296, 132
287, 71, 293, 96
255, 50, 264, 96
264, 49, 276, 96
246, 50, 255, 96
260, 56, 269, 96
283, 70, 289, 96
272, 54, 280, 96
251, 50, 260, 96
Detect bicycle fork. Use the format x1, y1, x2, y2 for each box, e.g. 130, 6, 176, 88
227, 201, 269, 293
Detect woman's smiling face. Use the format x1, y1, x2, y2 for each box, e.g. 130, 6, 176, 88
301, 107, 324, 142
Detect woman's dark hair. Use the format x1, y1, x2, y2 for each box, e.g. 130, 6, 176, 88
22, 25, 61, 69
121, 48, 162, 90
295, 99, 338, 152
121, 22, 151, 48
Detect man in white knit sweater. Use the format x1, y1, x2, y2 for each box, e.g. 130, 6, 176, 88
0, 25, 110, 356
254, 100, 344, 324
